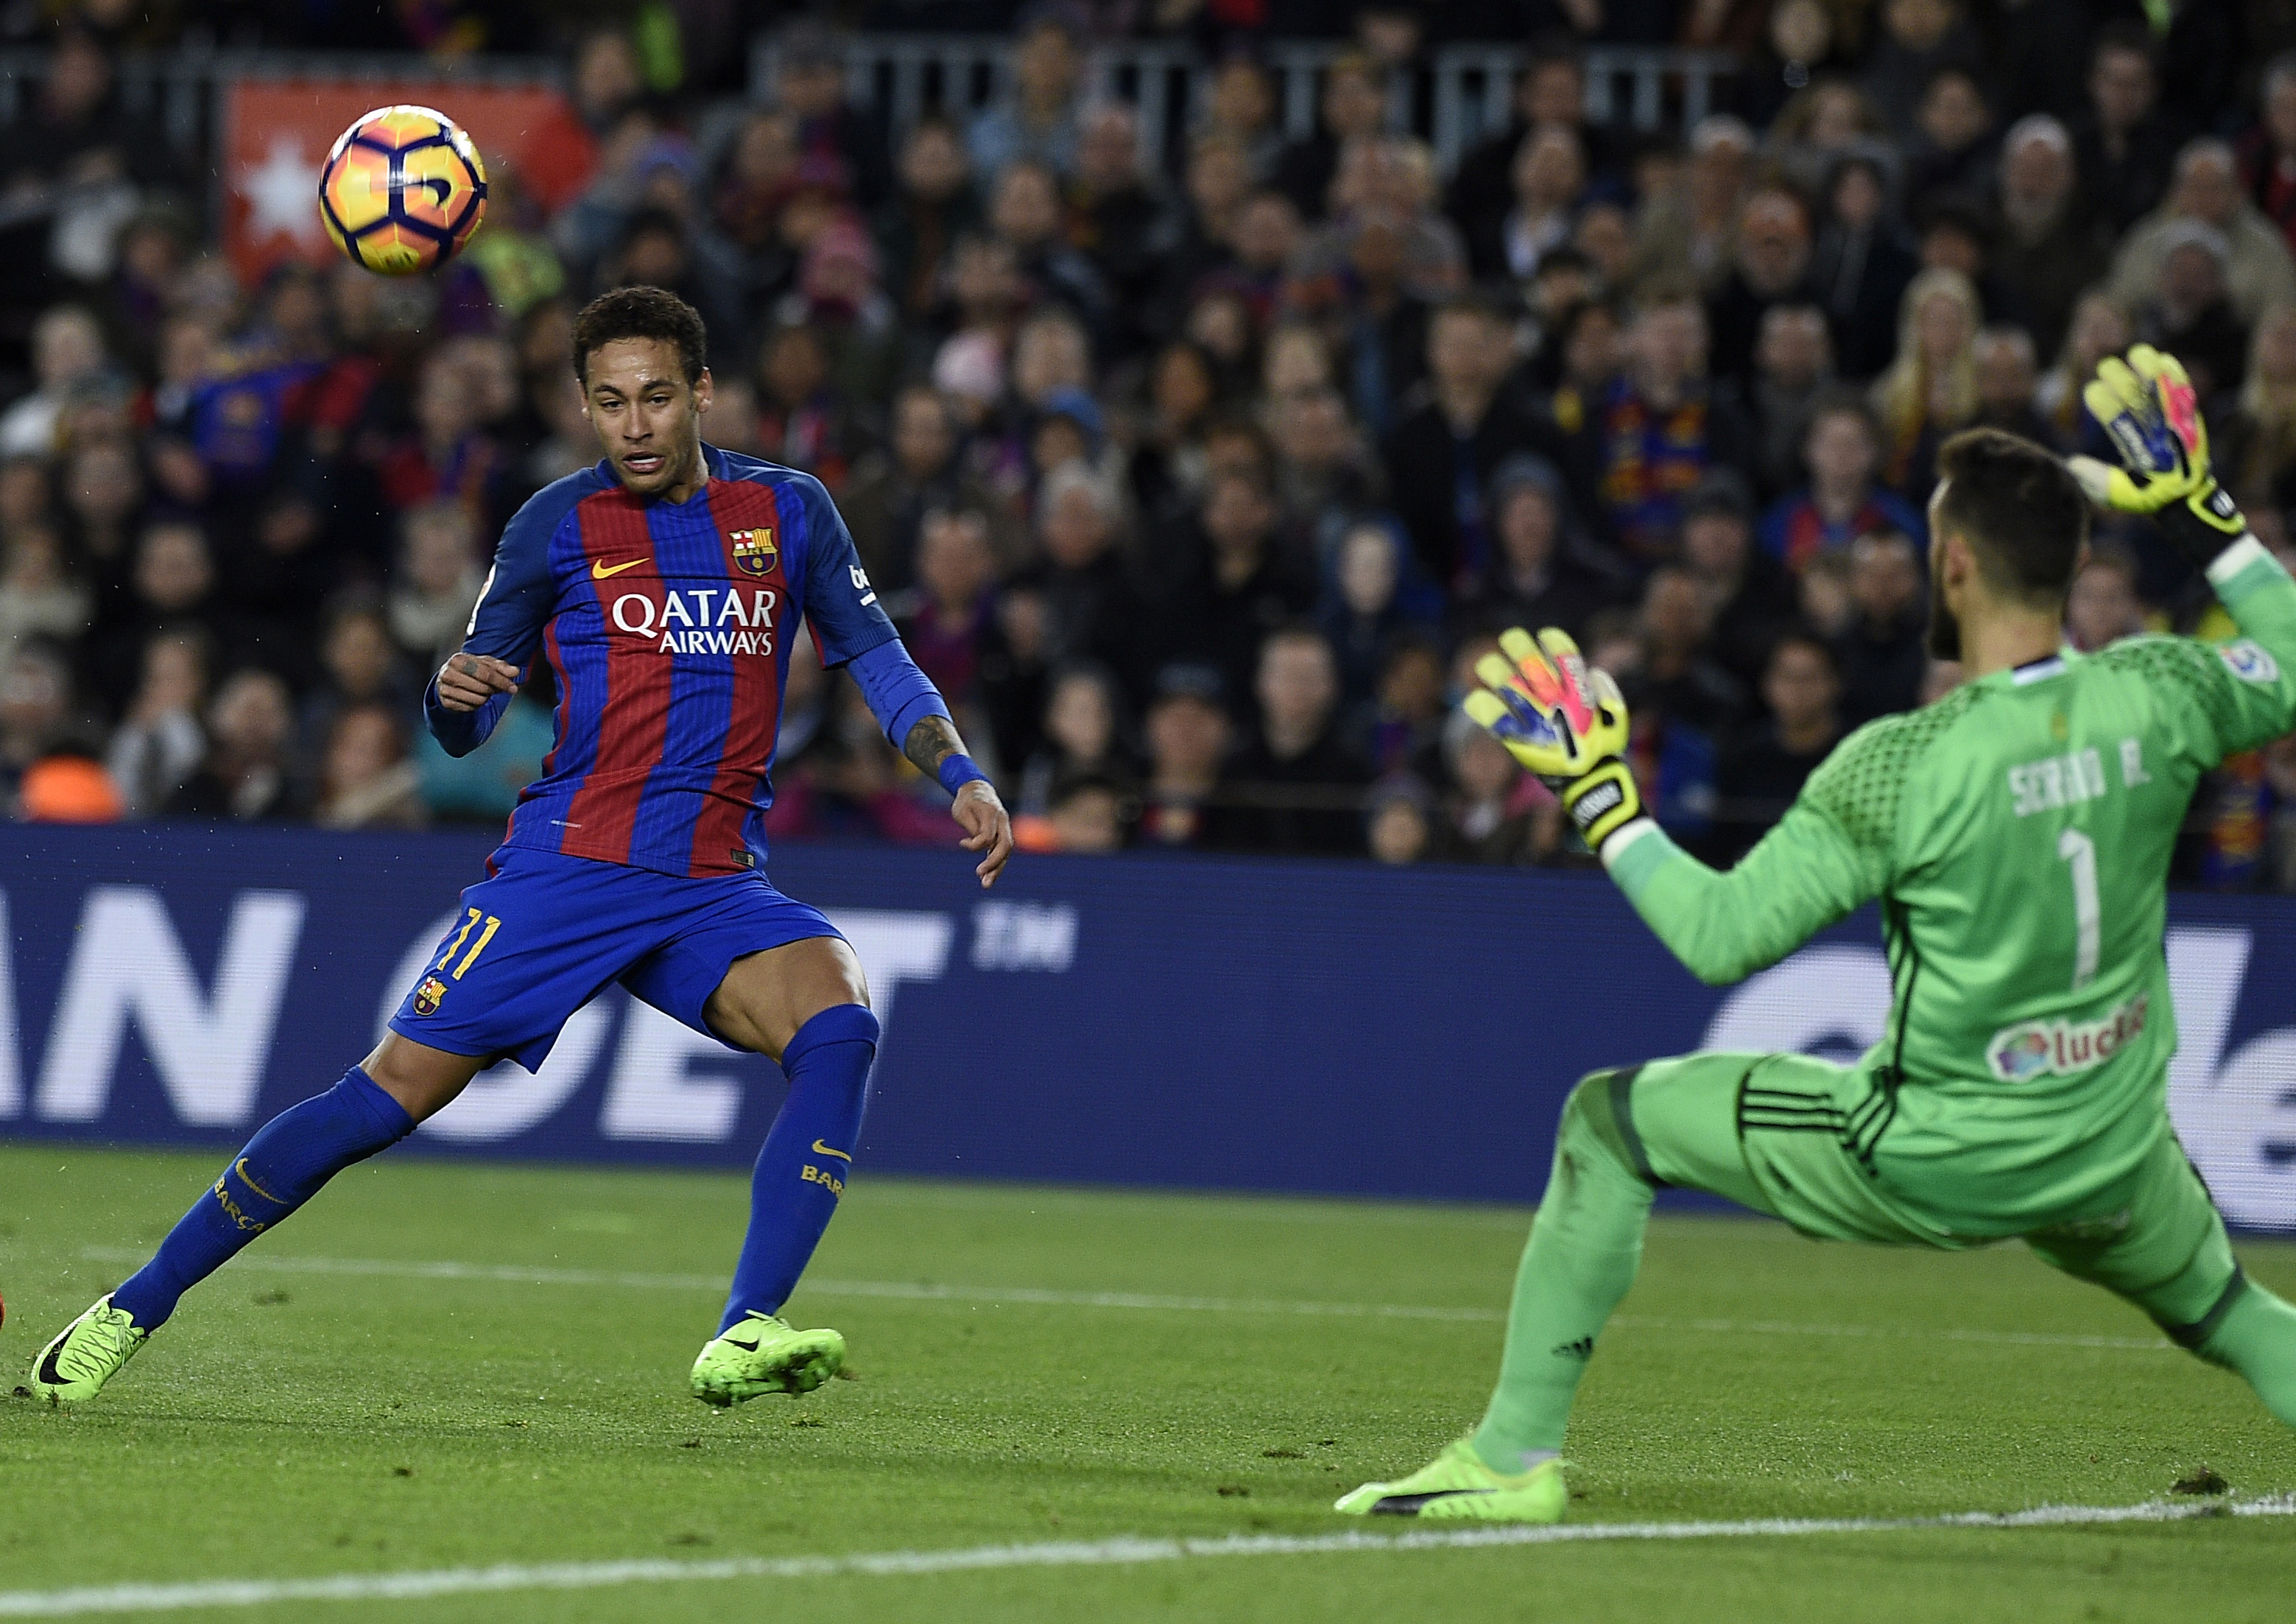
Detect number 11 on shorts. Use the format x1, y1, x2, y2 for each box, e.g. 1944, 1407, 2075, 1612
434, 908, 504, 981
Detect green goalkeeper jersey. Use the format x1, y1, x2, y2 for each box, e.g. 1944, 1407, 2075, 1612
1606, 538, 2296, 1230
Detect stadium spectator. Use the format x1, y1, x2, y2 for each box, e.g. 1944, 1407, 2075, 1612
1364, 773, 1435, 866
2131, 225, 2251, 404
2037, 289, 2133, 447
1761, 392, 1927, 574
0, 641, 80, 802
314, 703, 425, 832
894, 506, 1005, 731
299, 602, 415, 778
1068, 102, 1175, 359
1163, 467, 1316, 711
104, 630, 206, 815
1017, 662, 1136, 817
1970, 326, 2050, 444
1462, 126, 1587, 288
1581, 292, 1754, 562
1708, 189, 1818, 388
1834, 529, 1930, 726
1136, 664, 1230, 851
0, 519, 88, 668
2237, 55, 2296, 261
1454, 454, 1621, 644
1203, 626, 1370, 857
771, 21, 894, 212
1680, 471, 1795, 694
1870, 265, 1982, 496
0, 308, 112, 460
1384, 297, 1569, 588
1710, 629, 1843, 865
1273, 49, 1386, 222
875, 118, 980, 329
1434, 710, 1560, 868
1043, 773, 1127, 853
966, 8, 1086, 181
1320, 518, 1426, 714
2065, 545, 2150, 653
2108, 141, 2296, 331
1809, 149, 1919, 382
164, 669, 305, 823
2071, 24, 2177, 237
2218, 306, 2296, 506
1990, 116, 2104, 364
387, 505, 487, 678
1903, 67, 1995, 214
1747, 303, 1835, 499
1635, 115, 1755, 295
1859, 0, 1983, 142
1036, 463, 1154, 699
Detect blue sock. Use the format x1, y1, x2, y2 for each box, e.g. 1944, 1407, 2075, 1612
112, 1068, 416, 1329
718, 1004, 877, 1333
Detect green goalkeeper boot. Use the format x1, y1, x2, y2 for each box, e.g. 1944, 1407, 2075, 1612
27, 1295, 150, 1407
689, 1312, 844, 1407
1334, 1439, 1568, 1522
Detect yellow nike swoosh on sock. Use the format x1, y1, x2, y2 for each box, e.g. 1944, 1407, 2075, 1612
811, 1140, 852, 1162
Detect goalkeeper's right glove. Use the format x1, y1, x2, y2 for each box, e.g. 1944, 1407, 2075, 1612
1462, 626, 1644, 854
2066, 343, 2248, 568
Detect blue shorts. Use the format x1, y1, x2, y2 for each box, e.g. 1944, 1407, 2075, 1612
387, 847, 842, 1072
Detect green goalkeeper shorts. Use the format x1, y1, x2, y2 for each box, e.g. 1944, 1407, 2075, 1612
1594, 1050, 2246, 1345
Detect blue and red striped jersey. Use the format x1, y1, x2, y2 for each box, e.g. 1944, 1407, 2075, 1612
426, 446, 939, 878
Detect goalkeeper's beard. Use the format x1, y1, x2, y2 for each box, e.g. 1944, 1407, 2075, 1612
1927, 569, 1962, 661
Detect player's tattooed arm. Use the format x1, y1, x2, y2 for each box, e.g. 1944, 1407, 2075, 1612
903, 716, 1015, 887
901, 714, 968, 779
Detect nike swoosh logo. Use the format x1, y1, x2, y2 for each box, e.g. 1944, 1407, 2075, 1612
811, 1141, 852, 1162
591, 558, 643, 579
721, 1334, 762, 1351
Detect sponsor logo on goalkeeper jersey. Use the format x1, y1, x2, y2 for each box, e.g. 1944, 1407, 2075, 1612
2219, 640, 2279, 684
1987, 992, 2149, 1082
607, 586, 778, 656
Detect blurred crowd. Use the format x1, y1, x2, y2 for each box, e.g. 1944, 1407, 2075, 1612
7, 0, 2296, 888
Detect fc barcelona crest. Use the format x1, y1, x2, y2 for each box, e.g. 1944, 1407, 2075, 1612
412, 977, 448, 1017
730, 527, 777, 577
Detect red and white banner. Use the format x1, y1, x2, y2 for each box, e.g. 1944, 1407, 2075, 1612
221, 78, 593, 284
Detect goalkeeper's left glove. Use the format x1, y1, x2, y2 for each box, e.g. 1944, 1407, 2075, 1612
1462, 626, 1644, 854
2066, 342, 2247, 568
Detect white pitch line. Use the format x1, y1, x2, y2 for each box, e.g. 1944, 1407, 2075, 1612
71, 1248, 2176, 1349
0, 1497, 2287, 1617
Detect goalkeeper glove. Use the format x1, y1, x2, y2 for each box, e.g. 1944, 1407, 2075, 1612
1462, 626, 1644, 854
2066, 343, 2247, 567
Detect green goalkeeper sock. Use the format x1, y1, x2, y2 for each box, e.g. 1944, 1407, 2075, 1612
2199, 1278, 2296, 1429
1471, 1085, 1654, 1472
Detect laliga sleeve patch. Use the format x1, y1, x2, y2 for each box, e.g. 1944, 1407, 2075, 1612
2218, 640, 2281, 684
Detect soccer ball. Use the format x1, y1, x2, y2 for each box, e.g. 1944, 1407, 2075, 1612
317, 105, 488, 276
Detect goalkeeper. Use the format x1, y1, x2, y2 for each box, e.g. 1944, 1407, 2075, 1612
1340, 348, 2296, 1524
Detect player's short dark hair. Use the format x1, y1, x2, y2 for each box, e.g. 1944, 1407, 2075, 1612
1765, 625, 1837, 676
2093, 20, 2157, 70
1933, 429, 2089, 606
571, 287, 708, 387
1434, 291, 1510, 328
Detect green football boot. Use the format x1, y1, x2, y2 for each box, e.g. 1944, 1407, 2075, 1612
27, 1295, 150, 1407
1335, 1439, 1569, 1522
689, 1312, 845, 1407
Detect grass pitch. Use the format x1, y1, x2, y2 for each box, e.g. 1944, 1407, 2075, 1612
1, 1145, 2292, 1622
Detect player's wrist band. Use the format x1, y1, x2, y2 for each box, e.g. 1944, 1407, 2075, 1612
937, 753, 990, 797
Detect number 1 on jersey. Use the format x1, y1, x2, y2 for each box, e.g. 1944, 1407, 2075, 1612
2057, 828, 2099, 989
